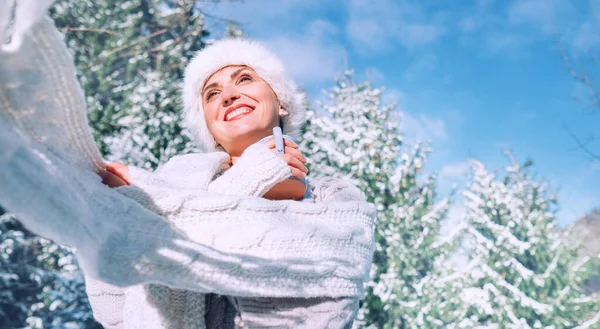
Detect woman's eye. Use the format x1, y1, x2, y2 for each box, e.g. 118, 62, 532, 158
239, 75, 252, 83
206, 91, 218, 101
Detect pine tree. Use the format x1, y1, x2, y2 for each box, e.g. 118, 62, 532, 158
224, 22, 245, 39
301, 71, 464, 329
460, 156, 600, 328
0, 209, 101, 329
50, 0, 210, 169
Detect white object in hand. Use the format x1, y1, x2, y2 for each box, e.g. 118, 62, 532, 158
273, 126, 285, 155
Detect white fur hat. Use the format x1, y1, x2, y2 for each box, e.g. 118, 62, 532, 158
182, 39, 306, 152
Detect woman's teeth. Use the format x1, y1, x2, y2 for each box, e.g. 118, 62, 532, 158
226, 107, 252, 121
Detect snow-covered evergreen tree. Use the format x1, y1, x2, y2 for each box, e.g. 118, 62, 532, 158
460, 156, 600, 328
0, 209, 101, 329
301, 71, 465, 329
50, 0, 210, 169
224, 22, 245, 39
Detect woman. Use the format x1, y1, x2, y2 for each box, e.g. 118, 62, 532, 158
102, 39, 312, 199
89, 39, 372, 329
1, 9, 373, 325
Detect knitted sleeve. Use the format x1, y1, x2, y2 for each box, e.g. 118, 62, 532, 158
84, 277, 125, 329
122, 143, 290, 202
207, 143, 291, 197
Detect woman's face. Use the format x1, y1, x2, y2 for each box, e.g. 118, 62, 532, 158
201, 65, 285, 156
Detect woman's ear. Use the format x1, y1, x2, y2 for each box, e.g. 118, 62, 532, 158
278, 106, 289, 117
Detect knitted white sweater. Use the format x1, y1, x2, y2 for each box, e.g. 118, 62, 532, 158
86, 144, 371, 329
0, 7, 376, 329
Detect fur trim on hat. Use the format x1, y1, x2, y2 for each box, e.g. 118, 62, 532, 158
182, 39, 306, 152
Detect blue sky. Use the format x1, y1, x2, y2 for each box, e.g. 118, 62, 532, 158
200, 0, 600, 226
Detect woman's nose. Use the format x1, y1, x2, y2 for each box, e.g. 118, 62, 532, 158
221, 88, 240, 106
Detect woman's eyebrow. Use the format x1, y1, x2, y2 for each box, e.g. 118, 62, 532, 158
230, 67, 250, 80
202, 82, 219, 95
202, 68, 250, 95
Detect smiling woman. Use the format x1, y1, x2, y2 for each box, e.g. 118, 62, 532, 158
183, 39, 306, 154
201, 65, 284, 157
88, 38, 374, 329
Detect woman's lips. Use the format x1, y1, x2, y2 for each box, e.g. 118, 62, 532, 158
225, 106, 254, 121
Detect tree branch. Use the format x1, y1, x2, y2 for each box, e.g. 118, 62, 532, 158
60, 26, 122, 36
563, 122, 600, 160
557, 41, 600, 111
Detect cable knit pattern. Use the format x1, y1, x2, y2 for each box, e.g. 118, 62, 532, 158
123, 285, 206, 329
207, 144, 293, 197
114, 146, 371, 329
236, 297, 358, 329
0, 6, 375, 329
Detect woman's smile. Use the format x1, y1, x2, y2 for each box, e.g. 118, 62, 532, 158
224, 105, 255, 121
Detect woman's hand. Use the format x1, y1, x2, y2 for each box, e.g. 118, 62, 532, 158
261, 137, 308, 200
263, 179, 307, 200
98, 162, 131, 188
262, 137, 308, 179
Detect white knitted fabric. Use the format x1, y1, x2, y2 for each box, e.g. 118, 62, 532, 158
85, 280, 126, 329
109, 144, 371, 328
183, 39, 306, 151
0, 6, 376, 329
83, 143, 369, 329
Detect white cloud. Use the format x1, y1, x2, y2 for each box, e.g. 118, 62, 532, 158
200, 2, 346, 84
592, 159, 600, 172
346, 18, 388, 52
572, 20, 600, 52
261, 20, 345, 83
381, 87, 405, 106
484, 32, 533, 56
457, 0, 597, 56
439, 161, 470, 181
364, 67, 385, 83
557, 188, 600, 226
401, 112, 448, 143
403, 53, 437, 81
437, 161, 470, 197
458, 0, 496, 33
201, 0, 320, 26
459, 17, 477, 33
507, 0, 577, 35
399, 23, 444, 48
345, 0, 445, 53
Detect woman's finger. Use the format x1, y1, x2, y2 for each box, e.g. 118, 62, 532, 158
105, 162, 131, 185
263, 137, 298, 149
284, 147, 307, 163
98, 169, 129, 188
289, 167, 307, 179
281, 154, 308, 174
283, 139, 298, 148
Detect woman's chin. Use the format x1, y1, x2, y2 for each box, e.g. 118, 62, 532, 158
225, 128, 269, 144
225, 121, 269, 137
